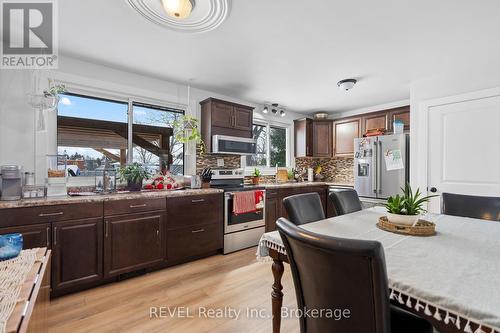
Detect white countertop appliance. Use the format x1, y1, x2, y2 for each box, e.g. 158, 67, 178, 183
210, 169, 266, 254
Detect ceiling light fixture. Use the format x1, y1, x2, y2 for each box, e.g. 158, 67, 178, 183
262, 106, 268, 114
280, 110, 286, 117
271, 103, 278, 115
161, 0, 194, 19
337, 78, 357, 91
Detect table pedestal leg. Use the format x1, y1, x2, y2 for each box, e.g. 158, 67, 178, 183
272, 259, 284, 333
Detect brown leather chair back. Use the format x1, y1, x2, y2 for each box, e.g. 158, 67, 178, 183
277, 218, 391, 333
282, 193, 325, 225
442, 192, 500, 221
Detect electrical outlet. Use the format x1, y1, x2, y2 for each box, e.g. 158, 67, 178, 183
217, 158, 224, 167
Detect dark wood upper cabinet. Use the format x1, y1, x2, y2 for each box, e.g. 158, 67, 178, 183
0, 223, 51, 249
388, 106, 410, 131
52, 217, 103, 293
104, 211, 166, 277
201, 98, 254, 152
333, 117, 361, 157
294, 118, 313, 157
313, 120, 333, 157
362, 111, 389, 134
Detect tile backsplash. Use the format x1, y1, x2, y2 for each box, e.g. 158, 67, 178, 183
295, 157, 354, 184
196, 151, 241, 175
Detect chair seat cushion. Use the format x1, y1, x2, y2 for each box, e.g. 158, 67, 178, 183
391, 305, 433, 333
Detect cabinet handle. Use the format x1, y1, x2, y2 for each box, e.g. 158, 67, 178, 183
53, 227, 57, 246
191, 199, 205, 203
156, 230, 160, 237
46, 227, 50, 247
39, 212, 63, 217
129, 204, 146, 208
105, 221, 109, 238
191, 229, 205, 233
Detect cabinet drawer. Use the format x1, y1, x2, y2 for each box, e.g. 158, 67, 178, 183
0, 203, 102, 226
0, 223, 51, 249
167, 223, 222, 262
167, 193, 223, 229
104, 198, 166, 216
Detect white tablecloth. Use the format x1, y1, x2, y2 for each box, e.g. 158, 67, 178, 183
257, 207, 500, 332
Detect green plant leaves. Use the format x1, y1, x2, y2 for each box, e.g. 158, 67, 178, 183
119, 162, 151, 183
384, 183, 438, 215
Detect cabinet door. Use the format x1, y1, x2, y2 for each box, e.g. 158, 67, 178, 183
333, 118, 361, 156
294, 119, 313, 157
52, 218, 103, 292
233, 106, 253, 131
362, 112, 388, 134
0, 223, 51, 249
211, 102, 234, 128
313, 121, 333, 157
265, 197, 279, 232
104, 211, 165, 277
389, 107, 410, 131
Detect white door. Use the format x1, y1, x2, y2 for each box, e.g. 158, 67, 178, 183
427, 95, 500, 213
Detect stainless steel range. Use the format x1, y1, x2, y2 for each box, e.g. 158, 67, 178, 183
210, 169, 266, 254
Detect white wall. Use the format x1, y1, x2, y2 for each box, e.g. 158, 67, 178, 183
0, 55, 307, 182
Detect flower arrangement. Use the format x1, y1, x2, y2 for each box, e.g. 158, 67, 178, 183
144, 172, 179, 191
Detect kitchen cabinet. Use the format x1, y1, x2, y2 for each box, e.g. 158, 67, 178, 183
104, 210, 166, 277
0, 223, 51, 249
388, 106, 410, 131
333, 117, 361, 157
265, 185, 328, 232
362, 111, 389, 134
166, 193, 223, 263
201, 98, 254, 152
313, 120, 333, 157
51, 217, 103, 293
294, 118, 313, 157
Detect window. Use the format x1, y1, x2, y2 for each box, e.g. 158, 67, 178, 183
132, 103, 184, 176
246, 123, 288, 170
57, 93, 185, 187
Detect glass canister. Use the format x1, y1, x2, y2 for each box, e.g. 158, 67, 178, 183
393, 119, 404, 134
95, 162, 117, 193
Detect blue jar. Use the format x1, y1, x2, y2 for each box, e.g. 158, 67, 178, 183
0, 233, 23, 260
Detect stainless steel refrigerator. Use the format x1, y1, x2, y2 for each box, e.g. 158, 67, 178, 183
354, 134, 409, 199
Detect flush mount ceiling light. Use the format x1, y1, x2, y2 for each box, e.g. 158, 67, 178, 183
127, 0, 230, 33
161, 0, 194, 19
337, 79, 357, 91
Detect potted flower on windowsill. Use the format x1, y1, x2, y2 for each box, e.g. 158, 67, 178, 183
119, 163, 151, 192
385, 184, 438, 226
252, 168, 262, 185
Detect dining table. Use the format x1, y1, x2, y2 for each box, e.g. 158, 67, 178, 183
257, 207, 500, 333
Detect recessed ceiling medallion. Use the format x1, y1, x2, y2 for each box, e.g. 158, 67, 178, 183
127, 0, 230, 33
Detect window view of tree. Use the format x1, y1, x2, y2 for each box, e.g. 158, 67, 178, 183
270, 126, 286, 167
246, 124, 267, 167
246, 123, 287, 168
132, 104, 184, 175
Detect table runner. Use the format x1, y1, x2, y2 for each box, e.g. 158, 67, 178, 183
257, 207, 500, 333
0, 248, 38, 333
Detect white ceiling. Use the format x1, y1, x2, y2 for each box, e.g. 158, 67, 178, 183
58, 0, 500, 113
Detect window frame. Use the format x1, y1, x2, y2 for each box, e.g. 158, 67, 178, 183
56, 92, 186, 177
242, 120, 291, 176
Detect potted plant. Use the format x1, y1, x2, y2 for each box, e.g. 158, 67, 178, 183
385, 184, 437, 225
252, 168, 261, 185
119, 163, 150, 192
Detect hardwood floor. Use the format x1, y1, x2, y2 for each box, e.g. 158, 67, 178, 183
49, 248, 299, 332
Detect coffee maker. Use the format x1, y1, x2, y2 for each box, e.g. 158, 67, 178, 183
0, 165, 23, 201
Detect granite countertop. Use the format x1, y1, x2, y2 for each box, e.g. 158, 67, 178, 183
325, 182, 354, 187
0, 188, 224, 209
259, 181, 330, 189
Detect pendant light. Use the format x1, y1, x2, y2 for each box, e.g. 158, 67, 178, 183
161, 0, 194, 19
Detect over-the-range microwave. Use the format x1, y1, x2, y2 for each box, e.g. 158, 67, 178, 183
212, 135, 257, 155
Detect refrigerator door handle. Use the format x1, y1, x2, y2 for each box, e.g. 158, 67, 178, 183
378, 141, 383, 194
372, 142, 377, 193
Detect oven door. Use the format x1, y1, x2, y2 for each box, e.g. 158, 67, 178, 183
224, 192, 265, 234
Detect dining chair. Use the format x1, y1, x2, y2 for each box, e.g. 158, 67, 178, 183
276, 218, 433, 333
328, 188, 363, 216
282, 193, 325, 225
442, 192, 500, 221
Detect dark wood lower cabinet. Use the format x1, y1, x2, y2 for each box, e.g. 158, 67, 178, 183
104, 211, 166, 277
51, 217, 103, 293
167, 223, 221, 262
0, 223, 51, 249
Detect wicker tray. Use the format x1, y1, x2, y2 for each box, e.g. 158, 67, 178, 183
377, 216, 436, 236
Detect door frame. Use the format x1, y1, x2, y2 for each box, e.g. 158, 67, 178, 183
415, 86, 500, 205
